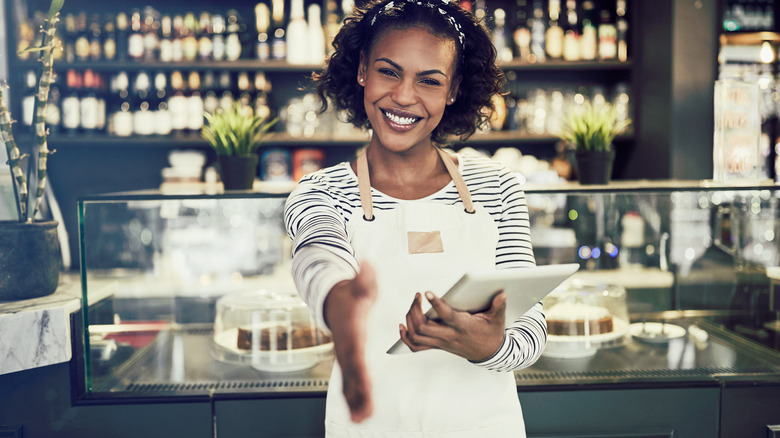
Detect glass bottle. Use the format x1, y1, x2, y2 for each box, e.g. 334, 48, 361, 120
128, 9, 145, 61
61, 69, 82, 135
80, 69, 99, 134
225, 10, 243, 61
255, 3, 271, 61
529, 0, 546, 63
212, 14, 227, 61
308, 4, 326, 65
616, 0, 629, 62
153, 72, 172, 136
271, 0, 287, 60
218, 71, 235, 112
142, 6, 160, 61
103, 14, 117, 61
159, 15, 174, 63
88, 14, 102, 61
21, 70, 37, 127
198, 12, 214, 61
74, 12, 91, 62
187, 71, 205, 132
545, 0, 563, 60
513, 0, 531, 61
113, 72, 134, 137
598, 9, 617, 60
133, 71, 155, 136
168, 71, 189, 134
172, 15, 185, 62
115, 12, 129, 61
565, 0, 583, 61
182, 13, 200, 62
62, 14, 77, 63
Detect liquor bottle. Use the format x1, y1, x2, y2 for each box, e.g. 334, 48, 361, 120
95, 72, 107, 133
256, 3, 272, 61
308, 4, 326, 65
254, 72, 272, 120
153, 72, 172, 136
63, 13, 77, 63
597, 9, 617, 60
172, 15, 184, 62
74, 12, 91, 62
133, 71, 155, 136
116, 12, 129, 61
198, 12, 214, 61
159, 15, 174, 62
112, 72, 134, 137
88, 14, 102, 61
212, 14, 227, 61
616, 0, 628, 62
103, 14, 117, 61
182, 13, 199, 62
187, 71, 205, 132
287, 0, 309, 64
324, 0, 341, 56
493, 9, 513, 62
566, 0, 585, 61
271, 0, 287, 60
579, 1, 596, 60
513, 0, 532, 60
225, 10, 243, 61
61, 69, 82, 135
21, 70, 37, 127
545, 0, 563, 59
128, 9, 145, 61
529, 1, 546, 63
80, 69, 100, 134
237, 71, 254, 117
168, 71, 189, 134
142, 7, 160, 61
218, 71, 235, 112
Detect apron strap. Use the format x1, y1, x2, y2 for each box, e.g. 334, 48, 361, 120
356, 147, 374, 221
355, 147, 476, 220
437, 148, 475, 214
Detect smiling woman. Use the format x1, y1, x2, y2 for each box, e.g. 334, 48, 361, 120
285, 0, 543, 436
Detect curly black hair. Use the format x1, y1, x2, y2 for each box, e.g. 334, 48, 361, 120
314, 0, 506, 143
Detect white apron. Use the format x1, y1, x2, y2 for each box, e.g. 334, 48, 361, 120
325, 148, 526, 437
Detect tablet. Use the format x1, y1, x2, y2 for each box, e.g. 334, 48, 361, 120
387, 263, 580, 354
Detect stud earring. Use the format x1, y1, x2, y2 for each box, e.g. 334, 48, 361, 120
359, 78, 364, 83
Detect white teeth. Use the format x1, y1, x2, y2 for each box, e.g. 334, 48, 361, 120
383, 110, 417, 125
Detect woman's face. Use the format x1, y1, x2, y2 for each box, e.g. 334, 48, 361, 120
358, 26, 460, 154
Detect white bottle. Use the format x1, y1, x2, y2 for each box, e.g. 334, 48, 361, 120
307, 4, 326, 65
286, 0, 309, 65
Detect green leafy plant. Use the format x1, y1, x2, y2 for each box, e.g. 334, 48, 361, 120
201, 103, 278, 156
560, 102, 632, 153
1, 0, 64, 222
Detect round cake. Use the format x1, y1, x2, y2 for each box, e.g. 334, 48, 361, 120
546, 301, 614, 336
237, 325, 331, 351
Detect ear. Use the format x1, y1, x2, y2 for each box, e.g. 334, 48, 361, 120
357, 51, 367, 87
447, 75, 462, 105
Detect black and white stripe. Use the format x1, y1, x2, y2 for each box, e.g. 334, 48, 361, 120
284, 152, 546, 372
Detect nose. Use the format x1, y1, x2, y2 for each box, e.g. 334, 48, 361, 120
390, 77, 417, 106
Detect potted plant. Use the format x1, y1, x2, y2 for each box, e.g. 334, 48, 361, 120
0, 0, 64, 301
201, 103, 278, 190
559, 101, 632, 185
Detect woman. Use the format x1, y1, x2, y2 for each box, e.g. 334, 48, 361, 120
284, 0, 545, 435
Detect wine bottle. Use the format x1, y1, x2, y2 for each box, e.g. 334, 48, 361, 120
103, 14, 117, 61
308, 4, 326, 65
545, 0, 563, 59
198, 12, 213, 61
186, 71, 205, 132
153, 72, 172, 136
255, 3, 271, 61
95, 73, 106, 133
128, 9, 145, 61
225, 10, 243, 61
616, 0, 628, 62
80, 69, 100, 134
132, 72, 155, 136
287, 0, 309, 64
598, 9, 617, 60
254, 72, 272, 120
513, 0, 532, 61
172, 15, 184, 62
74, 12, 91, 62
88, 14, 102, 61
142, 7, 160, 61
62, 69, 82, 135
212, 14, 227, 61
63, 13, 77, 63
529, 0, 546, 63
566, 0, 585, 61
182, 13, 199, 62
271, 0, 287, 60
218, 71, 235, 113
113, 72, 134, 137
115, 12, 129, 61
159, 15, 173, 62
493, 9, 513, 62
324, 0, 341, 56
168, 71, 188, 134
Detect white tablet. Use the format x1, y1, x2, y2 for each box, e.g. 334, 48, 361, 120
387, 263, 580, 354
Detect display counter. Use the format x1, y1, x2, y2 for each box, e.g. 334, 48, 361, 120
4, 180, 780, 437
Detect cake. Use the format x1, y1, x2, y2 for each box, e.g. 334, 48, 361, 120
237, 325, 331, 350
546, 302, 614, 336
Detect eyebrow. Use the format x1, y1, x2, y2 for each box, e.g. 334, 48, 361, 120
374, 57, 448, 78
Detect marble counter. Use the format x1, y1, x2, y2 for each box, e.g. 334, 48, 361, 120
0, 274, 82, 375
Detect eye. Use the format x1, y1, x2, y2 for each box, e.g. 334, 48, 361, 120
379, 68, 399, 78
420, 78, 442, 86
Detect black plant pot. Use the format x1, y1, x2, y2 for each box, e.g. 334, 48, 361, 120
573, 150, 615, 185
0, 220, 61, 301
218, 155, 259, 190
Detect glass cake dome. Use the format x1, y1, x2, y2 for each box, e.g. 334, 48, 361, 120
212, 289, 333, 372
541, 279, 631, 359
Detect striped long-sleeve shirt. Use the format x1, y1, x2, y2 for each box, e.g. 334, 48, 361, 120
283, 151, 546, 372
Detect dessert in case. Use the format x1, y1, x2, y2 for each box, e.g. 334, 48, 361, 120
546, 302, 615, 336
237, 325, 331, 350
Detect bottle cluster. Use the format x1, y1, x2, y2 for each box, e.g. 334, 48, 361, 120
16, 1, 350, 65
486, 0, 629, 63
722, 0, 776, 32
22, 69, 275, 138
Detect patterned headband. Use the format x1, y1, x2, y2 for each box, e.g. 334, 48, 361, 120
369, 0, 466, 51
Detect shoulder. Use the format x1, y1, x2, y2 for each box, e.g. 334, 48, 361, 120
457, 151, 522, 191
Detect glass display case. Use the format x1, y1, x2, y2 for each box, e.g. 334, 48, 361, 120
76, 182, 780, 403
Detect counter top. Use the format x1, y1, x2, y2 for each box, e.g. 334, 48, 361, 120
0, 274, 82, 375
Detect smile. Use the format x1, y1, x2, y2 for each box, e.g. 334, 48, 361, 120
382, 109, 421, 126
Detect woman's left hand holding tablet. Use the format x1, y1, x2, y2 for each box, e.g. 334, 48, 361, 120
399, 290, 507, 362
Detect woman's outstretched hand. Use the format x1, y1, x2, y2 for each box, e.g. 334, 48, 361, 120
399, 290, 507, 362
324, 261, 378, 423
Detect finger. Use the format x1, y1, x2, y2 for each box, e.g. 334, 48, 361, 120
407, 293, 428, 328
399, 324, 433, 352
424, 291, 456, 323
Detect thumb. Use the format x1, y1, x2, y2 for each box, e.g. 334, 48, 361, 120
490, 290, 507, 316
